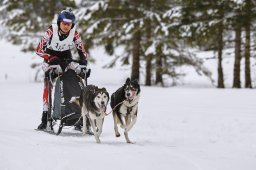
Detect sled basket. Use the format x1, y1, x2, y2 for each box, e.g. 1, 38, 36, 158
52, 69, 83, 117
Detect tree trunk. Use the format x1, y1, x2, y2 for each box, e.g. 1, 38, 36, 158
217, 22, 225, 88
244, 0, 252, 88
233, 13, 242, 88
145, 55, 152, 86
131, 30, 141, 81
155, 45, 164, 86
145, 18, 152, 86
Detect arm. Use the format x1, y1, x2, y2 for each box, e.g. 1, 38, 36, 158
73, 31, 89, 60
35, 26, 53, 60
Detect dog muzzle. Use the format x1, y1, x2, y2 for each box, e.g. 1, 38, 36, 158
127, 90, 137, 101
96, 103, 106, 113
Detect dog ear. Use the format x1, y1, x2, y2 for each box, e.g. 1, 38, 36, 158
125, 78, 131, 84
101, 88, 110, 101
131, 79, 140, 94
101, 87, 109, 94
132, 79, 138, 84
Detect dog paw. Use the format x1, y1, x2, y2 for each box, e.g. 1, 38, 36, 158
127, 141, 136, 144
115, 133, 120, 137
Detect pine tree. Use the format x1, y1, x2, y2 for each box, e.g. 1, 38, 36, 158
180, 0, 226, 86
78, 0, 167, 83
1, 0, 76, 51
244, 0, 252, 88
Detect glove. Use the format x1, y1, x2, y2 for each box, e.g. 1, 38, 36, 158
79, 59, 87, 66
48, 56, 61, 65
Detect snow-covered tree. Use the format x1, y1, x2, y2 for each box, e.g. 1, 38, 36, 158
2, 0, 256, 87
75, 0, 210, 86
0, 0, 76, 51
180, 0, 256, 88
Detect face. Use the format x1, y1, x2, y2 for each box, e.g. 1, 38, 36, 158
94, 91, 109, 111
59, 21, 72, 33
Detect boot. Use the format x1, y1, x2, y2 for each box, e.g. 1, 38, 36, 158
37, 111, 48, 130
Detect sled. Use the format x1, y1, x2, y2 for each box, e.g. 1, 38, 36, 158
45, 60, 91, 135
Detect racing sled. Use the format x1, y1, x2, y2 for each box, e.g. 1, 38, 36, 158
44, 60, 91, 135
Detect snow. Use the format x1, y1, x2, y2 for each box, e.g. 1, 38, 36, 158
1, 40, 256, 170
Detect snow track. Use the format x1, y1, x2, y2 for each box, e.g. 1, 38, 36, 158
0, 82, 256, 170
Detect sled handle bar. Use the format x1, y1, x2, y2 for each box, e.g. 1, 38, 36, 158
56, 59, 82, 64
46, 63, 91, 81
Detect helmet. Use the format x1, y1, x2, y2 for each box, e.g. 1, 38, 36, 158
57, 8, 76, 28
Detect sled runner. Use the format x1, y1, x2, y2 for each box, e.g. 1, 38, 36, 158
44, 59, 91, 135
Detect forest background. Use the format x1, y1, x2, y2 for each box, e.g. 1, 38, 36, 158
1, 0, 256, 88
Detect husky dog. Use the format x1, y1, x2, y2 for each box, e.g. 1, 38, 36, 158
110, 78, 141, 143
80, 85, 109, 143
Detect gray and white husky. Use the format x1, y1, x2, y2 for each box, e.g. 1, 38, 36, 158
80, 85, 109, 143
110, 78, 141, 143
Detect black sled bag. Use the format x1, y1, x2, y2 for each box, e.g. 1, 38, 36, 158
52, 69, 83, 125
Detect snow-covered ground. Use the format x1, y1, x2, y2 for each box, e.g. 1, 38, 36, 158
1, 40, 256, 170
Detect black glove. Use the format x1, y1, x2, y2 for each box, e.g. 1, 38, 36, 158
79, 59, 87, 66
48, 56, 61, 65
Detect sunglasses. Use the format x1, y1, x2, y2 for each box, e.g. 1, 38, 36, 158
61, 22, 72, 26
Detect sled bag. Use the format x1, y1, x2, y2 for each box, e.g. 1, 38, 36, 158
57, 69, 83, 118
